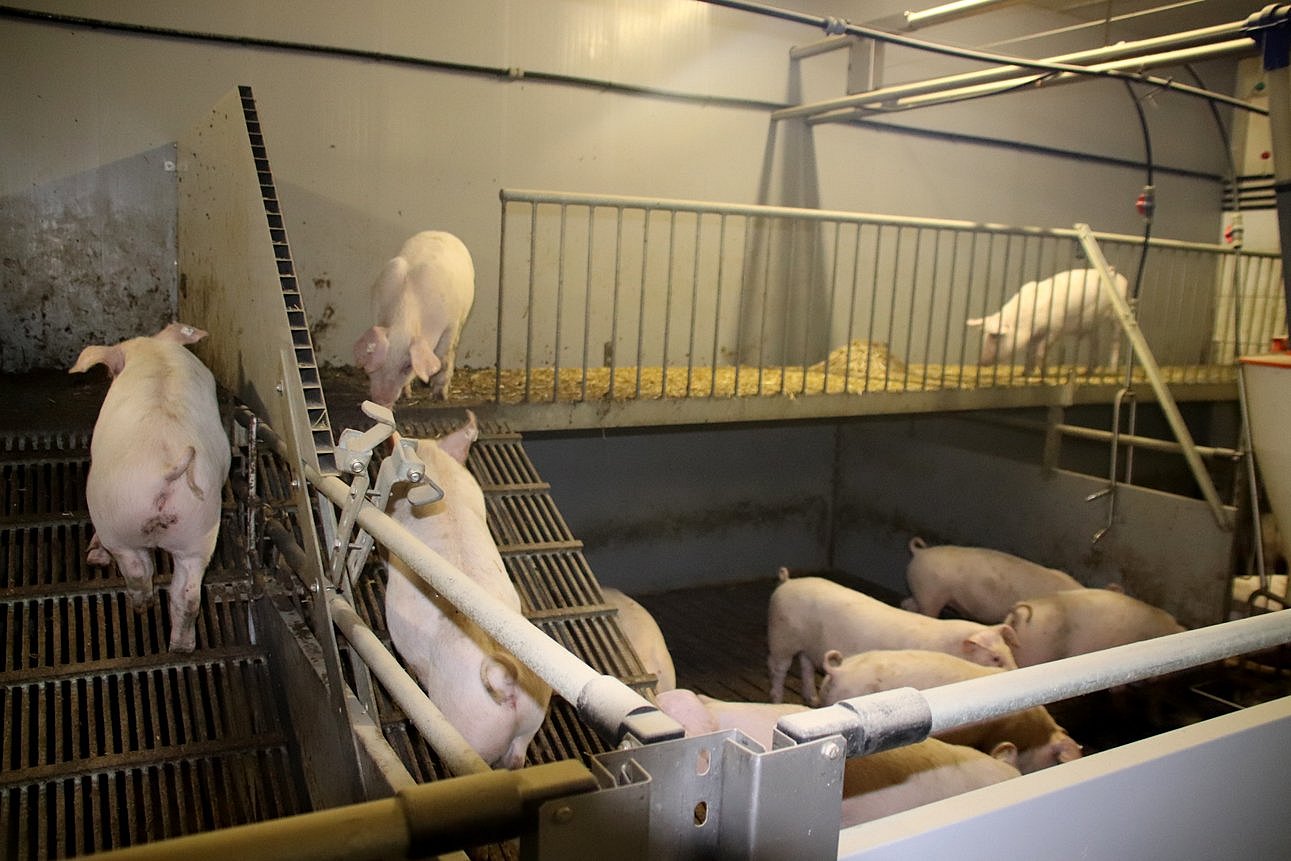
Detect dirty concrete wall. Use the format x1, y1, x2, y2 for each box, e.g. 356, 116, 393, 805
0, 145, 176, 372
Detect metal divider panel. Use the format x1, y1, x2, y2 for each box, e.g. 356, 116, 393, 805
0, 432, 310, 860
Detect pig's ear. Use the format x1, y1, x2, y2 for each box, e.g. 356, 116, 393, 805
437, 410, 478, 465
353, 326, 390, 373
999, 623, 1020, 649
823, 650, 845, 672
1007, 603, 1032, 626
989, 741, 1019, 767
481, 655, 519, 707
1053, 733, 1082, 763
409, 337, 440, 384
155, 322, 207, 344
69, 345, 125, 377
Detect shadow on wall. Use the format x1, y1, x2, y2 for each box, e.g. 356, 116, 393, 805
0, 144, 178, 373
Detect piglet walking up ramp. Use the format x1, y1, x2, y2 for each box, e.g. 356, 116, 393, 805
70, 322, 232, 652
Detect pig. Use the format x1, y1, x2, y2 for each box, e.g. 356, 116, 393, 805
1004, 588, 1186, 667
766, 569, 1019, 705
384, 412, 551, 769
903, 537, 1084, 623
1230, 574, 1289, 616
69, 322, 231, 653
967, 267, 1129, 374
603, 587, 677, 693
353, 230, 476, 407
818, 649, 1082, 772
655, 689, 1020, 827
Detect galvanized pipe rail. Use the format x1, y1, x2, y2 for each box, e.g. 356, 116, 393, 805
249, 412, 682, 752
776, 609, 1291, 758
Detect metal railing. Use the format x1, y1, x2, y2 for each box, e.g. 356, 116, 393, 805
476, 190, 1283, 421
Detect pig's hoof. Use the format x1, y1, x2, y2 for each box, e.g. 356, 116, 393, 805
168, 634, 196, 653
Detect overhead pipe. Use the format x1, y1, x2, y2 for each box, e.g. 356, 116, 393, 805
903, 0, 1016, 31
773, 20, 1253, 121
776, 608, 1291, 758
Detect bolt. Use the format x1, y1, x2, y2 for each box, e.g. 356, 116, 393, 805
408, 470, 423, 483
311, 582, 320, 594
822, 742, 841, 761
551, 806, 573, 825
350, 460, 365, 474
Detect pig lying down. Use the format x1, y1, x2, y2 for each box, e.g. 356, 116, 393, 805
967, 267, 1129, 375
603, 587, 677, 693
384, 412, 551, 769
767, 569, 1019, 705
1004, 588, 1186, 666
354, 230, 476, 407
904, 537, 1083, 623
656, 689, 1020, 827
818, 649, 1082, 773
70, 322, 231, 653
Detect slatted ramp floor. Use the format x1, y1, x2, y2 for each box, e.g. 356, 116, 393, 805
1, 429, 309, 860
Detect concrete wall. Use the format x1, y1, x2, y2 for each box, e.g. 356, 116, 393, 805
1, 1, 1246, 371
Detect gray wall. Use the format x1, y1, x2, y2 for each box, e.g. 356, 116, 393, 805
1, 1, 1247, 371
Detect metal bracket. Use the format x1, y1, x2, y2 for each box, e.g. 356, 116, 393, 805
328, 402, 445, 590
535, 732, 844, 860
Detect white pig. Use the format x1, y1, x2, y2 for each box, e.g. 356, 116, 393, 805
384, 412, 551, 769
818, 649, 1082, 773
1231, 574, 1289, 616
767, 570, 1019, 705
967, 267, 1128, 374
1004, 588, 1186, 667
70, 322, 231, 653
655, 689, 1020, 827
903, 537, 1084, 623
353, 230, 475, 407
603, 587, 677, 693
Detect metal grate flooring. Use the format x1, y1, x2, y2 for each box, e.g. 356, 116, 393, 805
1, 430, 309, 860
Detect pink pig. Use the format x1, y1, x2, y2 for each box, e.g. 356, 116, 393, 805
603, 587, 677, 693
384, 412, 551, 769
819, 649, 1082, 773
353, 230, 475, 407
70, 322, 231, 653
904, 537, 1084, 623
655, 689, 1020, 827
967, 267, 1128, 374
1004, 588, 1186, 667
767, 570, 1019, 705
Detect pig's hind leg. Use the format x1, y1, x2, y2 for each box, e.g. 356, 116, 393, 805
110, 546, 158, 612
798, 653, 820, 706
767, 650, 794, 704
166, 550, 208, 652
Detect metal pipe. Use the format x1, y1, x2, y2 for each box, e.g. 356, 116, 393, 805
330, 595, 492, 776
972, 413, 1242, 460
800, 38, 1254, 122
904, 0, 1014, 30
88, 760, 598, 861
770, 18, 1254, 121
501, 188, 1249, 253
777, 609, 1291, 758
789, 34, 852, 60
1076, 224, 1231, 530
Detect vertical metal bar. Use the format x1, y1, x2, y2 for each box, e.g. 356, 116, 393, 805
661, 210, 677, 397
553, 204, 568, 403
687, 213, 702, 396
779, 220, 799, 395
733, 216, 752, 396
495, 198, 508, 403
822, 221, 843, 394
756, 215, 774, 394
609, 207, 624, 399
709, 214, 728, 399
798, 219, 818, 395
635, 208, 652, 398
1077, 223, 1231, 528
581, 205, 596, 402
864, 224, 883, 391
523, 203, 538, 403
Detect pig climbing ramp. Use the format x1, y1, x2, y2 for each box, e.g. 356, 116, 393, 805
0, 427, 311, 859
337, 415, 659, 774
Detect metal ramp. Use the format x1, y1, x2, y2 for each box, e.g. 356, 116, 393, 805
0, 429, 310, 859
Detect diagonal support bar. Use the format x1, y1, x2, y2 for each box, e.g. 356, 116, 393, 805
1075, 223, 1231, 530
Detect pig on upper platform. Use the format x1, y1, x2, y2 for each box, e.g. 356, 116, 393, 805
384, 412, 551, 769
603, 587, 677, 693
70, 322, 231, 653
767, 569, 1018, 705
354, 230, 475, 407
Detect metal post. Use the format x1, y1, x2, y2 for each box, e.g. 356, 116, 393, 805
1076, 224, 1232, 530
1246, 5, 1291, 340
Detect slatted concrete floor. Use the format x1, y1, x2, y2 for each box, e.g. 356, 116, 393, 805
0, 430, 309, 860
